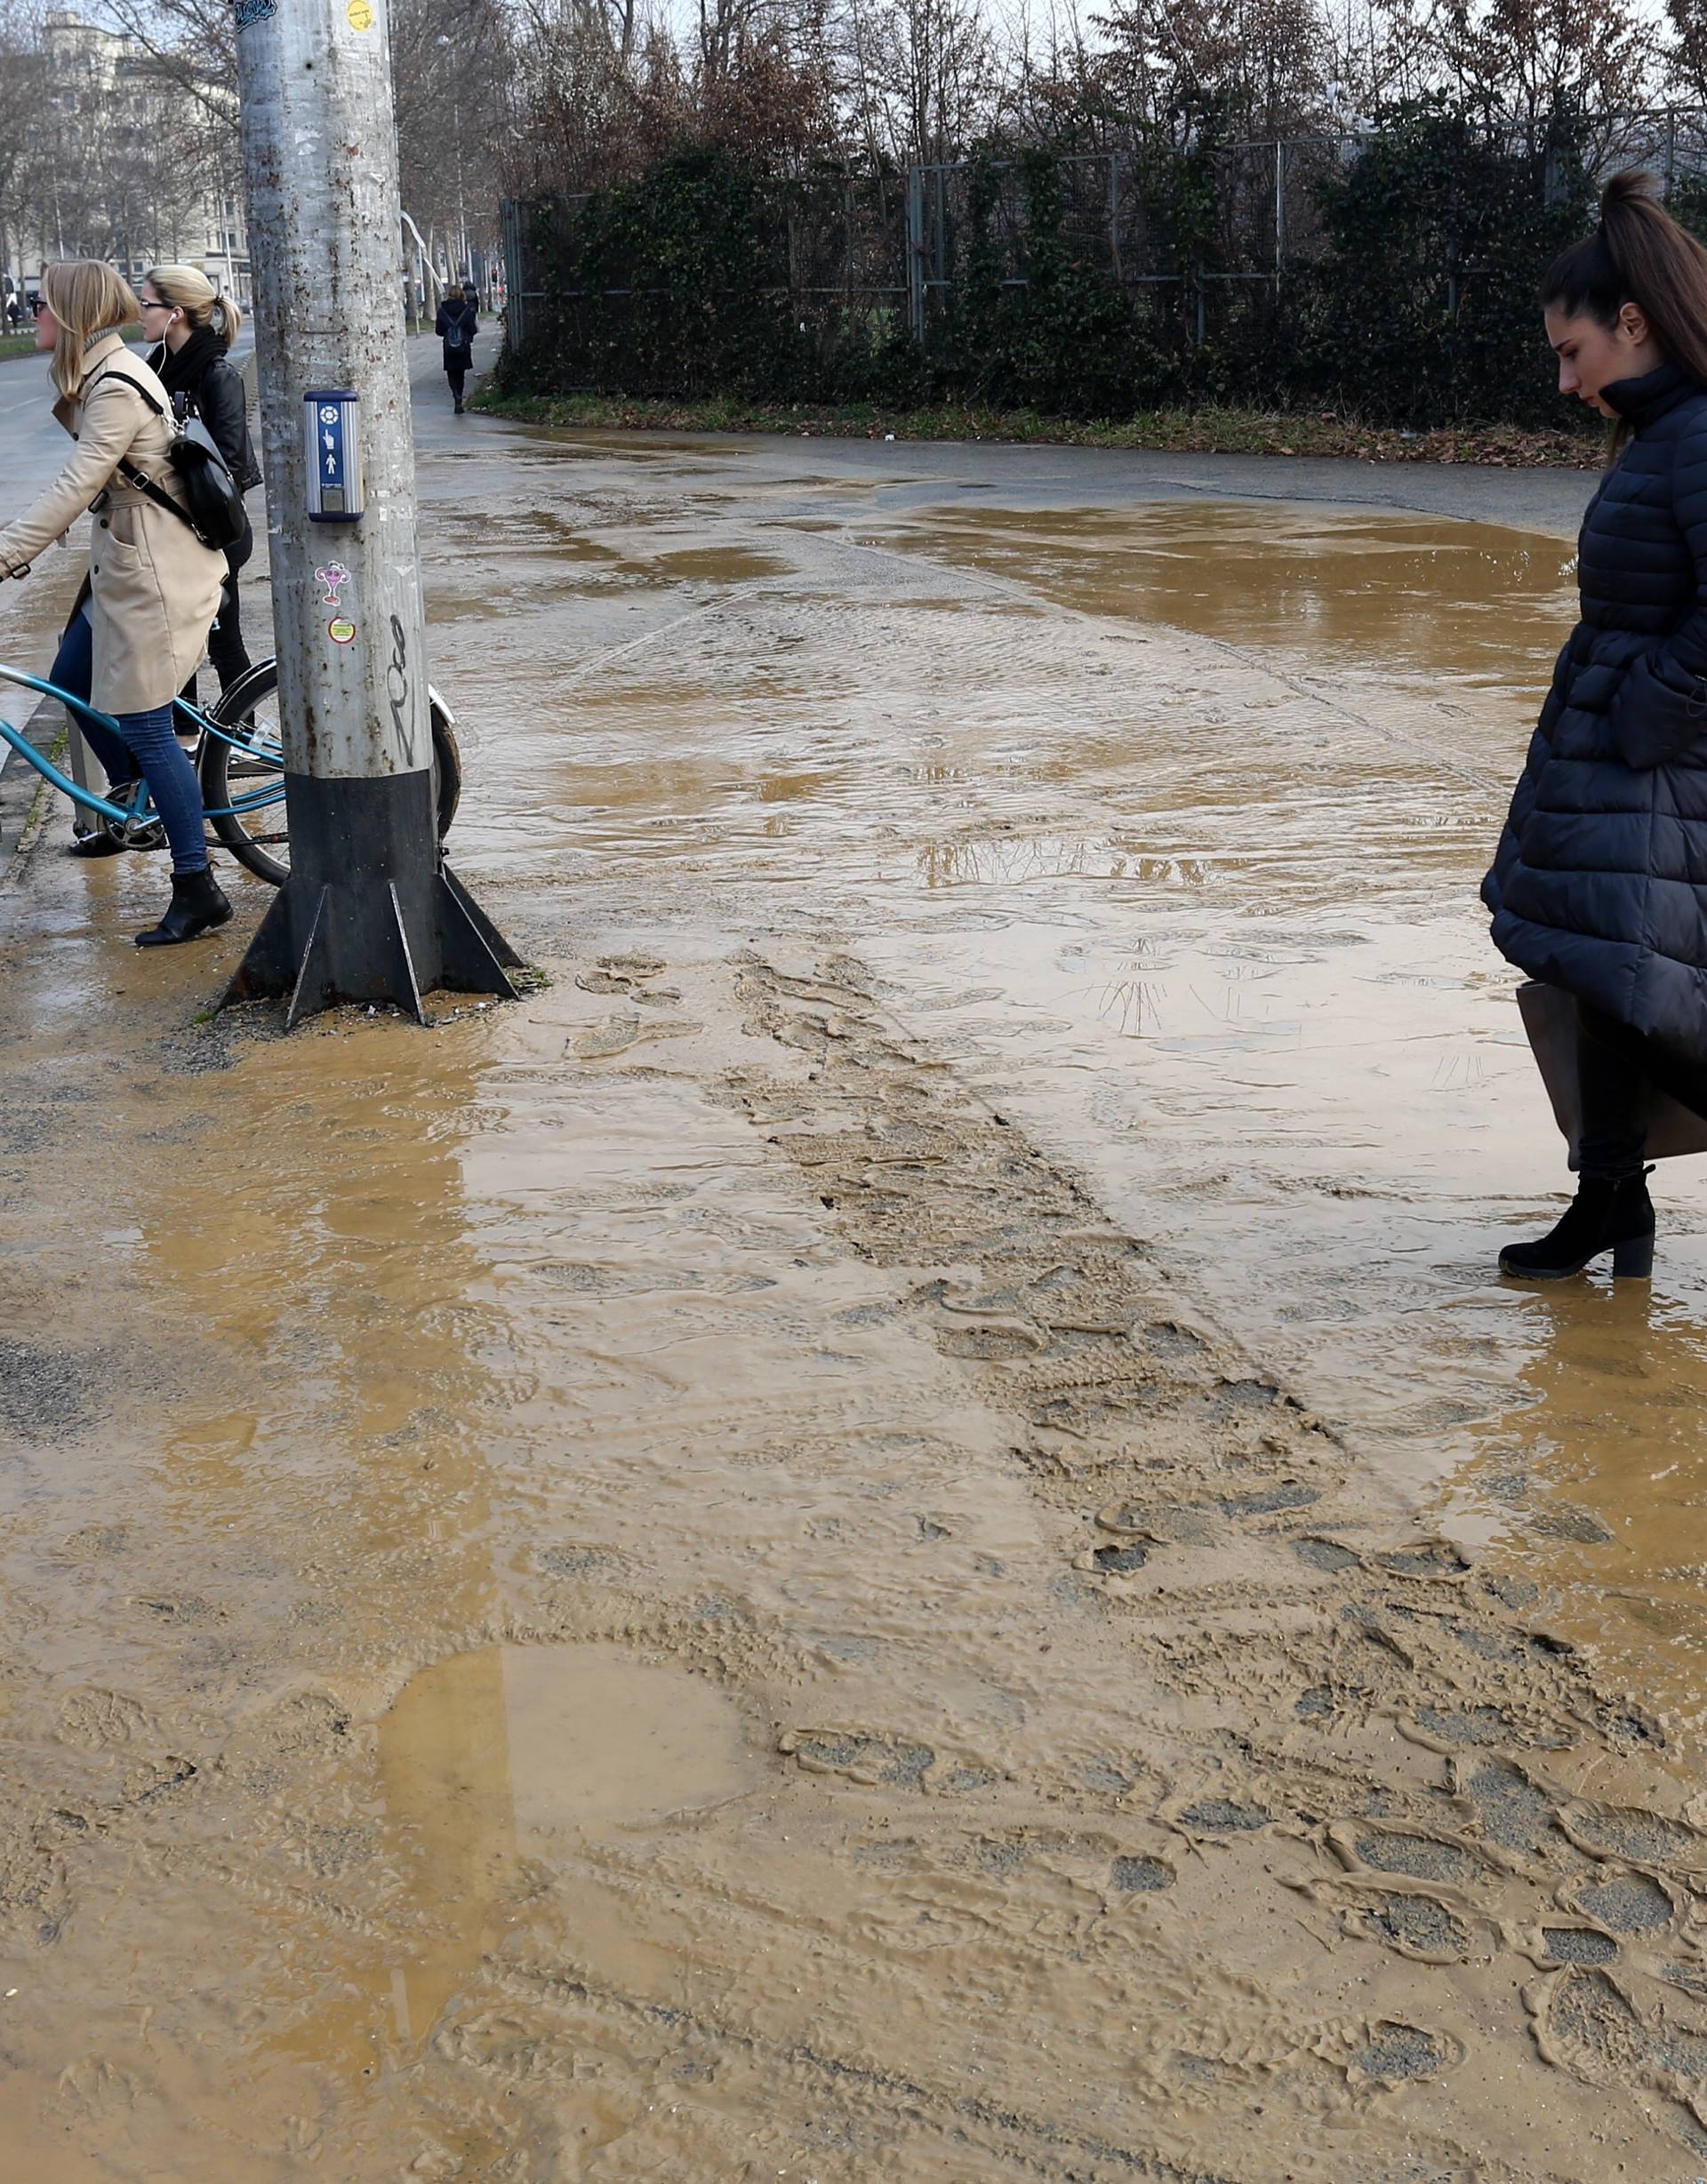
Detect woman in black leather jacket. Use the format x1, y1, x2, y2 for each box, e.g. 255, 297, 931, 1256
139, 264, 260, 695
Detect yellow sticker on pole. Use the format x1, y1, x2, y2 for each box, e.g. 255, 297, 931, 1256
346, 0, 374, 29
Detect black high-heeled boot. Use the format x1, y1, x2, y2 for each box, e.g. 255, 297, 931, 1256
1499, 1169, 1656, 1280
134, 867, 232, 948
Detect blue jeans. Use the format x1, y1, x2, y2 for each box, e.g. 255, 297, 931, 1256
52, 611, 209, 874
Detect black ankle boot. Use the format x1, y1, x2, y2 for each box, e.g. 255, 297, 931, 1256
1499, 1169, 1656, 1280
134, 867, 232, 948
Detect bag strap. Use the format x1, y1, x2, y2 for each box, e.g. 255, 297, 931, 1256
95, 364, 208, 543
116, 455, 205, 541
97, 363, 168, 421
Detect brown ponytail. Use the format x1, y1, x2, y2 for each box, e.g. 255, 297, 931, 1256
1543, 172, 1707, 449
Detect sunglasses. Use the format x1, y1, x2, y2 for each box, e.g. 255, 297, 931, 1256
30, 297, 48, 316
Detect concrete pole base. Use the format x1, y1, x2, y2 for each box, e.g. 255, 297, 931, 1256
220, 770, 520, 1028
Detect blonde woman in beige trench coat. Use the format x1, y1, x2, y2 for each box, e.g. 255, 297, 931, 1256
0, 260, 231, 946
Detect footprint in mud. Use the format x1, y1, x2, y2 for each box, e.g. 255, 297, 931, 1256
1098, 1500, 1219, 1548
781, 1727, 936, 1789
1541, 1926, 1619, 1965
1456, 1756, 1561, 1858
1218, 1481, 1319, 1517
1404, 1704, 1516, 1750
576, 970, 684, 1004
1028, 1381, 1159, 1439
1535, 1964, 1707, 2093
1204, 1376, 1291, 1421
1374, 1540, 1473, 1584
568, 1013, 701, 1060
56, 1688, 151, 1749
1558, 1797, 1707, 1876
1358, 1892, 1475, 1962
1175, 1797, 1271, 1836
1332, 1822, 1486, 1887
1292, 1535, 1361, 1574
1565, 1869, 1678, 1935
1348, 2020, 1459, 2084
1110, 1854, 1174, 1892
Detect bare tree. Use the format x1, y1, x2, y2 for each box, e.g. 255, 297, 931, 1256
1434, 0, 1656, 146
838, 0, 999, 165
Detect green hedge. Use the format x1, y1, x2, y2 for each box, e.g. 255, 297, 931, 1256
499, 106, 1615, 436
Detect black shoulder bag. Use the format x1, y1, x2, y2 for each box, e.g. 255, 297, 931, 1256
102, 365, 248, 554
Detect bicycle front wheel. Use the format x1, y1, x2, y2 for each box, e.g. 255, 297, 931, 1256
199, 662, 463, 887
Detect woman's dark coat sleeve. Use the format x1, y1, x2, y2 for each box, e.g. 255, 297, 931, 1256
1483, 644, 1568, 917
1608, 405, 1707, 771
196, 359, 260, 492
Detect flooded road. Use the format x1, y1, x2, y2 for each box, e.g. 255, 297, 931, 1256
5, 416, 1707, 2180
431, 461, 1707, 1700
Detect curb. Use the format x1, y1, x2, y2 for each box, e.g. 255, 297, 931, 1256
0, 687, 66, 889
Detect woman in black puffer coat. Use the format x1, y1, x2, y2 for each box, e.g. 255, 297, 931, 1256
1486, 171, 1707, 1280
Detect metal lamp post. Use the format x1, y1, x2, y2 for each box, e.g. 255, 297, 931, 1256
434, 33, 470, 284
223, 0, 516, 1027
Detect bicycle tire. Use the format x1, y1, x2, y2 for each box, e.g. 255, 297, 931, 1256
199, 660, 462, 887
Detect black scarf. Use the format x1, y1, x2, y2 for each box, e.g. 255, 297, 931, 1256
151, 326, 225, 404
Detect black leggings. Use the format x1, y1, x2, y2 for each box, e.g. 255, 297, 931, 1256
446, 361, 468, 404
207, 568, 250, 692
180, 524, 253, 708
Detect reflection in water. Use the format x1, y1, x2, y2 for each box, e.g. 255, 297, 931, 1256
1098, 970, 1161, 1038
1462, 1281, 1707, 1708
124, 1027, 528, 2088
906, 502, 1579, 697
376, 1643, 757, 2045
916, 834, 1126, 887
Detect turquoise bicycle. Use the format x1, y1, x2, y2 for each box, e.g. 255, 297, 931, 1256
0, 655, 462, 886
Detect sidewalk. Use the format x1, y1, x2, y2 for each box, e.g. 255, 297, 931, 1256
0, 392, 1697, 2183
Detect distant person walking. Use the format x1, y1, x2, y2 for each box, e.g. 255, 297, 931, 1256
0, 260, 230, 945
140, 264, 260, 697
436, 282, 477, 413
1485, 171, 1707, 1278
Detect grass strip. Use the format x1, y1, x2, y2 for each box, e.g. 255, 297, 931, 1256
472, 388, 1599, 470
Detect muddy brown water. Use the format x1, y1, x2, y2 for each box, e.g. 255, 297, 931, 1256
5, 443, 1707, 2180
440, 484, 1707, 1695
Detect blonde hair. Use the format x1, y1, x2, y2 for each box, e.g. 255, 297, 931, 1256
41, 260, 140, 399
144, 263, 243, 349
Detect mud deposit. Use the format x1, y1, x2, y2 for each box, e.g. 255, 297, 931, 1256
4, 427, 1707, 2181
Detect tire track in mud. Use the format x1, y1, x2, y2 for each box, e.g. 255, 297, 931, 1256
725, 943, 1707, 2177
